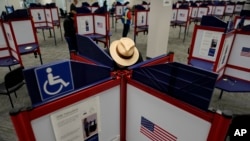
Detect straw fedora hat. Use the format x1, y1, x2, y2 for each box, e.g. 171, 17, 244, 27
109, 37, 139, 67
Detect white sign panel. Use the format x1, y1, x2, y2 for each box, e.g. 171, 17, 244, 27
214, 6, 225, 16
12, 20, 35, 45
94, 15, 106, 35
227, 34, 250, 69
225, 5, 235, 14
30, 9, 46, 23
115, 6, 124, 16
217, 34, 234, 71
193, 29, 223, 61
45, 9, 53, 27
235, 4, 243, 12
126, 84, 211, 141
3, 23, 15, 51
198, 7, 208, 18
31, 86, 120, 141
177, 9, 188, 22
51, 8, 59, 21
76, 15, 94, 35
0, 23, 7, 48
50, 96, 100, 141
171, 9, 177, 22
191, 7, 198, 18
136, 11, 147, 26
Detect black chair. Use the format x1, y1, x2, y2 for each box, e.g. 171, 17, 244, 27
0, 66, 25, 108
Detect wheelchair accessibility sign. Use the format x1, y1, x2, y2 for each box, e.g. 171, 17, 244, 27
35, 61, 74, 101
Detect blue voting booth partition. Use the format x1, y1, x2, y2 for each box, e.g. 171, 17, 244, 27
10, 36, 232, 141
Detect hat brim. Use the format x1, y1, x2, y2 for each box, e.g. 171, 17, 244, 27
110, 40, 139, 67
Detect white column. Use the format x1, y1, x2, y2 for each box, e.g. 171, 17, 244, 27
146, 0, 172, 58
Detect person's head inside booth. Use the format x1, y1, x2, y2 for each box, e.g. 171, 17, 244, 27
109, 37, 143, 69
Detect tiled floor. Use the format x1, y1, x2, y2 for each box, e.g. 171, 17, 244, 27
0, 16, 249, 141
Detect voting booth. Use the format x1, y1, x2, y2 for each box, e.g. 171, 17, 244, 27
114, 5, 124, 31
171, 8, 190, 41
1, 17, 43, 66
0, 20, 20, 69
207, 5, 226, 19
189, 6, 209, 24
75, 13, 110, 48
133, 10, 149, 43
188, 16, 250, 99
233, 16, 250, 29
29, 7, 63, 46
10, 35, 232, 141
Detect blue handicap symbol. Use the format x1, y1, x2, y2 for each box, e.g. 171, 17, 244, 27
35, 61, 74, 101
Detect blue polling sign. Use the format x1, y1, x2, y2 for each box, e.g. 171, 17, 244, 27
35, 60, 74, 101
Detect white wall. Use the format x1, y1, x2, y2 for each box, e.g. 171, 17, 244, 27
0, 0, 23, 13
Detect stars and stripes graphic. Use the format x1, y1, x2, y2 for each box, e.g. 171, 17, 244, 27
240, 47, 250, 57
140, 116, 177, 141
97, 22, 103, 28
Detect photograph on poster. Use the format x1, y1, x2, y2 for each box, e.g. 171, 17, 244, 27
198, 30, 221, 58
82, 113, 98, 140
50, 97, 100, 141
208, 39, 218, 57
240, 47, 250, 57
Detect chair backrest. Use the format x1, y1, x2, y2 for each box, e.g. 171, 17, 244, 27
4, 66, 24, 89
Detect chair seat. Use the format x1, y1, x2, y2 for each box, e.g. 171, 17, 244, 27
0, 81, 25, 94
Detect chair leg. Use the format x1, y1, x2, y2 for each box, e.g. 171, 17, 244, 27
8, 94, 14, 108
14, 91, 17, 98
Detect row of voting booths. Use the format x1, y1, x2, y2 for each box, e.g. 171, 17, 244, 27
75, 11, 111, 48
171, 1, 246, 41
114, 3, 150, 31
10, 35, 235, 141
29, 4, 63, 46
188, 15, 250, 99
0, 9, 43, 69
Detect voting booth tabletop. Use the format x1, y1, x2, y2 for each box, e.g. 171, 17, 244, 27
9, 47, 233, 141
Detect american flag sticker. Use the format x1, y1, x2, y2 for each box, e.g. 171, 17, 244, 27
240, 47, 250, 57
97, 22, 103, 28
140, 116, 177, 141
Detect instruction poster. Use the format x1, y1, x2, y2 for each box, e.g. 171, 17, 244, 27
137, 12, 147, 26
77, 16, 94, 35
50, 96, 100, 141
199, 30, 222, 58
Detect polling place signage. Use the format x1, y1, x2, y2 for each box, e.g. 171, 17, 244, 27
23, 59, 112, 107
35, 61, 74, 101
